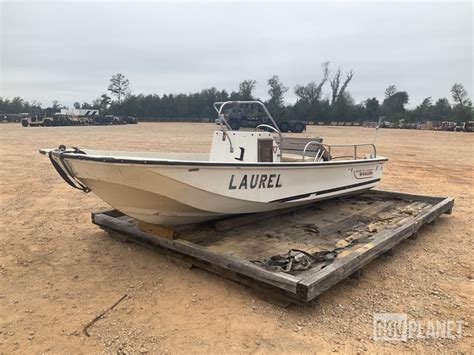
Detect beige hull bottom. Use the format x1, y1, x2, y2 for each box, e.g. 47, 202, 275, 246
83, 178, 378, 225
84, 179, 227, 225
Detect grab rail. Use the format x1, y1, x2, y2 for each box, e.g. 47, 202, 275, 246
222, 130, 234, 153
214, 117, 234, 153
302, 142, 377, 161
302, 141, 325, 161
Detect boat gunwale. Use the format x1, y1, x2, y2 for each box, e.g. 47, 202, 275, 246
46, 150, 388, 168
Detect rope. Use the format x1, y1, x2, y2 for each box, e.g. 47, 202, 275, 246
48, 147, 91, 193
252, 237, 372, 273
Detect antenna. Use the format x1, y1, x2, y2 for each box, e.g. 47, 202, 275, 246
373, 116, 385, 145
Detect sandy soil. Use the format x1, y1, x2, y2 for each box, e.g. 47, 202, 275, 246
0, 122, 473, 354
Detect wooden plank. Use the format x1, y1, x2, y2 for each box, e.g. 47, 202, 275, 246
91, 191, 454, 304
246, 201, 394, 260
370, 189, 447, 204
93, 213, 301, 293
209, 198, 385, 259
118, 215, 137, 224
316, 201, 395, 238
137, 220, 180, 240
214, 204, 315, 232
231, 233, 311, 261
91, 209, 123, 219
299, 196, 454, 301
103, 228, 304, 304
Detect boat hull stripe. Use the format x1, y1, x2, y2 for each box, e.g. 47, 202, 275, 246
270, 178, 381, 203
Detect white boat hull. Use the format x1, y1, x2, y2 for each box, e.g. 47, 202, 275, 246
50, 151, 386, 225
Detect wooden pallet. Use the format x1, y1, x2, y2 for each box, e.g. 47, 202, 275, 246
91, 190, 454, 305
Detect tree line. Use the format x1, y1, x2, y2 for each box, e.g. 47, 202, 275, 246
1, 66, 472, 123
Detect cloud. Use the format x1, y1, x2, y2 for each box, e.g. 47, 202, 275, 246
1, 1, 472, 107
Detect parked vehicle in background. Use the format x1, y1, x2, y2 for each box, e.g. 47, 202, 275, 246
220, 102, 306, 133
380, 121, 397, 129
437, 121, 457, 131
92, 115, 122, 125
397, 119, 417, 130
125, 116, 138, 124
463, 121, 474, 132
21, 109, 138, 127
418, 121, 434, 130
21, 113, 79, 127
2, 113, 29, 123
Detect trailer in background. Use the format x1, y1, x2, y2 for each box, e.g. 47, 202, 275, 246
21, 111, 138, 127
463, 121, 474, 132
222, 102, 307, 133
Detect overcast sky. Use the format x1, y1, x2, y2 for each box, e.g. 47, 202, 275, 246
1, 1, 472, 108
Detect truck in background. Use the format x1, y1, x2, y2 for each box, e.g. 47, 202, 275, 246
222, 102, 306, 133
21, 109, 137, 127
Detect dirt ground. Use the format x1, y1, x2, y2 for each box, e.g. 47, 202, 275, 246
0, 122, 473, 354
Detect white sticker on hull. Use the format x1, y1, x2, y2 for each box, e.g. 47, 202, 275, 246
354, 168, 374, 179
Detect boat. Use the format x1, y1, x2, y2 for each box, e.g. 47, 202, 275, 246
40, 101, 387, 225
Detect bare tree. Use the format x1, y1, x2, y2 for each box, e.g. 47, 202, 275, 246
238, 80, 257, 100
267, 75, 288, 109
294, 62, 330, 104
92, 94, 111, 112
451, 83, 471, 107
384, 85, 397, 99
108, 73, 130, 104
420, 97, 433, 108
329, 68, 341, 105
330, 68, 354, 106
52, 100, 62, 111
